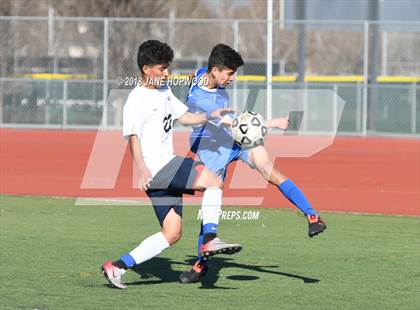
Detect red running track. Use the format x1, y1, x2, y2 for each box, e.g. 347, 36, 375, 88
1, 129, 418, 216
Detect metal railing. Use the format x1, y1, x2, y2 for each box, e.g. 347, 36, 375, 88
0, 16, 419, 136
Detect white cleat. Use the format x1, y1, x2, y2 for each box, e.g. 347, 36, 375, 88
101, 260, 127, 289
200, 237, 242, 258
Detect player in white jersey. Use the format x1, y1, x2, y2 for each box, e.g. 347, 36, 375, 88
101, 40, 241, 289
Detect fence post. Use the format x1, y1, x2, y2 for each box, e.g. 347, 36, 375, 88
169, 8, 175, 46
266, 0, 273, 120
0, 78, 3, 125
63, 80, 68, 128
102, 18, 109, 128
411, 82, 417, 134
356, 82, 362, 132
45, 80, 50, 125
362, 21, 369, 136
233, 20, 239, 112
302, 85, 308, 131
381, 31, 388, 76
333, 84, 338, 132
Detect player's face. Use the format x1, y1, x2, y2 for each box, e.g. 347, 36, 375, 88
212, 67, 236, 87
142, 64, 170, 88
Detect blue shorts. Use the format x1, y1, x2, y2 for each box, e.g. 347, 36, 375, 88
146, 156, 204, 226
195, 142, 254, 180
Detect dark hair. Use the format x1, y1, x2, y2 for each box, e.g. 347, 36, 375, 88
207, 43, 244, 72
137, 40, 174, 73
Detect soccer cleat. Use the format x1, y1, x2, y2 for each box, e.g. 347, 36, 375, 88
307, 214, 327, 237
200, 237, 242, 258
179, 260, 209, 283
101, 260, 127, 289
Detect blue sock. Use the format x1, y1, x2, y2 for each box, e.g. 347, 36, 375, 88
197, 223, 207, 264
120, 253, 136, 269
202, 223, 218, 235
278, 179, 316, 216
197, 223, 204, 259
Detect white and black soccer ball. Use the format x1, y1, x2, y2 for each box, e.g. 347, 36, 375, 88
231, 111, 268, 148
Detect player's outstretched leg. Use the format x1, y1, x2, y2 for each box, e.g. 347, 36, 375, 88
101, 209, 179, 289
180, 168, 241, 284
248, 146, 327, 237
193, 168, 242, 257
278, 179, 327, 237
198, 187, 242, 258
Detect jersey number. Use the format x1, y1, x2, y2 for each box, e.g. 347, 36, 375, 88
163, 114, 172, 133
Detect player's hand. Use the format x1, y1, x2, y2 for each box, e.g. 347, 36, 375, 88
265, 116, 289, 130
211, 108, 235, 119
138, 167, 153, 191
219, 114, 234, 127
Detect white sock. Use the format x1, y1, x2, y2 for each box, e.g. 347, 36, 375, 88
129, 232, 170, 265
201, 187, 222, 226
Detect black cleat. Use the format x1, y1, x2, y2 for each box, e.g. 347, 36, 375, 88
308, 215, 327, 238
179, 261, 209, 283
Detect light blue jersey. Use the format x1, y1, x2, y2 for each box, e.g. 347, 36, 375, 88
187, 67, 252, 179
187, 68, 232, 146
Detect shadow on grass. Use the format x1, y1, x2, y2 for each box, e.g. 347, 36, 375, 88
126, 255, 319, 289
183, 256, 320, 289
129, 256, 237, 289
128, 257, 189, 286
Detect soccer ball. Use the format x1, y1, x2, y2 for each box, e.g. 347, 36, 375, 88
231, 111, 268, 148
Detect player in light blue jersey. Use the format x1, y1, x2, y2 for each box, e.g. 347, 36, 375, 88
180, 44, 327, 283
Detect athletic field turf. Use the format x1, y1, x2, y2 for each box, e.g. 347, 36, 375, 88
0, 195, 419, 310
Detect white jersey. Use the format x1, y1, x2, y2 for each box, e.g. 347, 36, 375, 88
123, 84, 188, 177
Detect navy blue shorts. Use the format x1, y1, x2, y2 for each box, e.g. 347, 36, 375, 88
146, 156, 205, 226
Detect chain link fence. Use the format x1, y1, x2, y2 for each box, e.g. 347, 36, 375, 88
0, 17, 419, 135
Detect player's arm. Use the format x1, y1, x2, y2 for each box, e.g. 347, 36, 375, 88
177, 108, 234, 126
128, 135, 152, 191
265, 116, 289, 130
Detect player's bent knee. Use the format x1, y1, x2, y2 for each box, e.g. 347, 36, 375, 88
162, 230, 182, 246
210, 175, 223, 189
194, 168, 223, 190
169, 232, 182, 245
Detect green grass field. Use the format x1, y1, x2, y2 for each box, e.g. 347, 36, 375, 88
0, 195, 419, 310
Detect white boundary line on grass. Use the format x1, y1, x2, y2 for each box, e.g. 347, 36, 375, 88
75, 196, 264, 206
